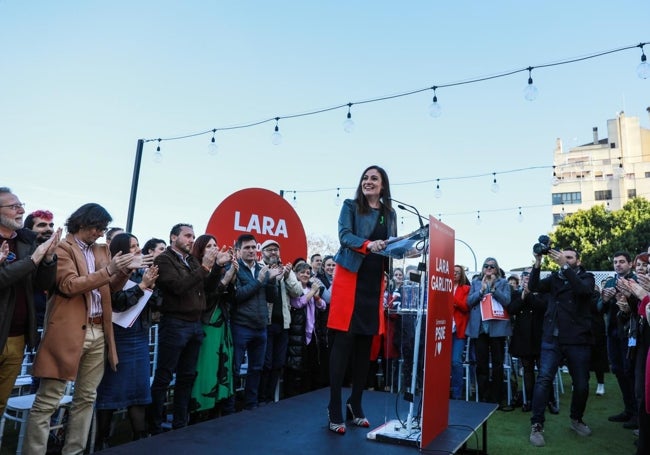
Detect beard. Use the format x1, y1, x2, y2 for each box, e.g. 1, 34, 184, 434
0, 213, 23, 232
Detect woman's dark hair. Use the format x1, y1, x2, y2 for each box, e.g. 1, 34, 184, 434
191, 234, 216, 260
109, 233, 137, 257
65, 203, 112, 234
142, 238, 166, 255
354, 165, 392, 215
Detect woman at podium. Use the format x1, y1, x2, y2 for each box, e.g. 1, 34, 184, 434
326, 165, 397, 434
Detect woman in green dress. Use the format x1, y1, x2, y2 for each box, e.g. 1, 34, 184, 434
189, 234, 238, 420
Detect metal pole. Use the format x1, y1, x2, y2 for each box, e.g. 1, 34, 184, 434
126, 139, 144, 233
455, 238, 477, 272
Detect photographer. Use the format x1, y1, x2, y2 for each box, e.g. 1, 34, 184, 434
528, 247, 595, 447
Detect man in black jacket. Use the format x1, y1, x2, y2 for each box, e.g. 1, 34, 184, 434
528, 247, 595, 447
0, 188, 59, 417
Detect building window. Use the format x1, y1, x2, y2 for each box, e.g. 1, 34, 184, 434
628, 189, 637, 198
595, 190, 612, 201
552, 192, 582, 205
553, 214, 564, 225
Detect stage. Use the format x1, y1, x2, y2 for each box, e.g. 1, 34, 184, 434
102, 388, 497, 454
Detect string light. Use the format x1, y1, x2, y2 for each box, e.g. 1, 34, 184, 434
343, 103, 355, 133
401, 216, 404, 226
428, 86, 442, 118
490, 172, 500, 193
637, 43, 650, 79
437, 213, 442, 222
434, 179, 442, 198
334, 187, 341, 207
476, 210, 481, 225
271, 117, 282, 145
524, 67, 538, 101
517, 206, 524, 223
142, 41, 647, 149
552, 165, 560, 186
208, 129, 218, 156
291, 191, 297, 208
153, 138, 162, 163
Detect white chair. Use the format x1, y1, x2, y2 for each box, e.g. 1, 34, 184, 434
463, 338, 478, 402
0, 382, 73, 455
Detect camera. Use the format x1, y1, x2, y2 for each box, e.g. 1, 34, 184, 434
532, 235, 551, 255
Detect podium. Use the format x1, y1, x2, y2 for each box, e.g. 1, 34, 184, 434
369, 218, 456, 448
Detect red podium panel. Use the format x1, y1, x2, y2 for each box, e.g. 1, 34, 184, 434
205, 188, 307, 263
420, 216, 455, 447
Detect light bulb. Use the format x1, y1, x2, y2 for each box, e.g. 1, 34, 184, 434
517, 207, 524, 223
524, 68, 538, 101
334, 188, 342, 207
476, 212, 481, 225
208, 141, 218, 156
428, 93, 442, 118
343, 104, 355, 133
208, 130, 218, 156
490, 174, 499, 193
271, 118, 282, 145
637, 52, 650, 79
434, 179, 442, 198
343, 117, 355, 133
524, 79, 538, 101
153, 140, 162, 163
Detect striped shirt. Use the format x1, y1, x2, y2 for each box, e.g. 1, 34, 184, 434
74, 236, 103, 317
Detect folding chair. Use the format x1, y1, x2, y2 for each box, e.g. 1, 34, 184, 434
0, 382, 74, 455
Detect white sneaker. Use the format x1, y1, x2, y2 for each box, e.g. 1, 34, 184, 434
570, 419, 592, 437
530, 423, 545, 447
596, 383, 605, 395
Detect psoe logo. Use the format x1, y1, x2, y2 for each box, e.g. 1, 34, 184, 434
434, 324, 446, 357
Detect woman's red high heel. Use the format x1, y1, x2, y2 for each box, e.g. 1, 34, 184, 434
346, 402, 370, 427
327, 409, 346, 434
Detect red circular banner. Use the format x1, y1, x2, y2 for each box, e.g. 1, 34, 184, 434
205, 188, 307, 264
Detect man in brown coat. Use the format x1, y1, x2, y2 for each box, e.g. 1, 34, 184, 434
24, 203, 134, 455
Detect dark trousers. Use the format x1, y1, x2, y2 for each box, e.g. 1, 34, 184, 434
531, 338, 591, 425
259, 323, 288, 402
328, 330, 372, 423
608, 330, 636, 415
475, 334, 505, 404
231, 322, 267, 410
149, 317, 204, 432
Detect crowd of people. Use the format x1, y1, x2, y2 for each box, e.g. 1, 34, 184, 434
1, 168, 650, 453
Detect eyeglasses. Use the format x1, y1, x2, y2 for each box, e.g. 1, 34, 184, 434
91, 226, 109, 234
0, 202, 25, 211
522, 272, 531, 277
483, 264, 496, 269
264, 248, 279, 253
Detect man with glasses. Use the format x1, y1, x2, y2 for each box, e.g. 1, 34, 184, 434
528, 247, 595, 447
258, 239, 302, 403
0, 188, 59, 419
24, 203, 135, 454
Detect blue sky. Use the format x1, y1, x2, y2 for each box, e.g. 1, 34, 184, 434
2, 1, 649, 270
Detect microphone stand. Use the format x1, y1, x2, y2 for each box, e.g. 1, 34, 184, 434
390, 198, 428, 435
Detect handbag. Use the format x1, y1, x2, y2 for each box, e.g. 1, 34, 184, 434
480, 293, 509, 321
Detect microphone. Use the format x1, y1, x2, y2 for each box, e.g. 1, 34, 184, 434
391, 198, 425, 229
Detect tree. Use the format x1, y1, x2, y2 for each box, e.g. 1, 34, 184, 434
548, 197, 650, 270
